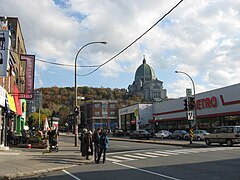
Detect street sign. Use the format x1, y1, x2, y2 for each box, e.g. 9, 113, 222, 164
187, 111, 194, 120
186, 88, 192, 96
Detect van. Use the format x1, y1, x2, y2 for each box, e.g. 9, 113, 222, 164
204, 126, 240, 146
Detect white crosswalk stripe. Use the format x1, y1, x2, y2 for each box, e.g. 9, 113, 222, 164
123, 154, 147, 159
106, 146, 240, 163
134, 153, 158, 158
144, 152, 169, 157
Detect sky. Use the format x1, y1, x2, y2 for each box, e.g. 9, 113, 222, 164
1, 0, 240, 98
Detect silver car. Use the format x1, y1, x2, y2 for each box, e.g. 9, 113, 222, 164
184, 130, 209, 141
154, 130, 172, 139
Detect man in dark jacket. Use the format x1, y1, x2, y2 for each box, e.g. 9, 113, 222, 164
97, 131, 109, 164
92, 128, 101, 162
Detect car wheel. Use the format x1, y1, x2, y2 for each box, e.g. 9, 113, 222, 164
161, 135, 164, 139
205, 139, 211, 145
226, 139, 233, 147
197, 136, 201, 141
177, 136, 180, 140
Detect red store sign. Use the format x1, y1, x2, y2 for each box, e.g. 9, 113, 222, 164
196, 96, 218, 110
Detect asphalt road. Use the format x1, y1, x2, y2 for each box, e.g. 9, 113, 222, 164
19, 136, 240, 180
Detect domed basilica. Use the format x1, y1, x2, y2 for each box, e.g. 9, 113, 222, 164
128, 56, 167, 102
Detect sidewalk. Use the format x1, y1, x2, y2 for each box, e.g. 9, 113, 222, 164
0, 133, 206, 179
0, 138, 92, 180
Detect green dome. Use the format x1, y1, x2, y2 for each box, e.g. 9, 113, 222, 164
135, 58, 156, 82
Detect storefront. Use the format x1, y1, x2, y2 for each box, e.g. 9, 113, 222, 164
119, 104, 152, 132
152, 83, 240, 132
0, 86, 6, 145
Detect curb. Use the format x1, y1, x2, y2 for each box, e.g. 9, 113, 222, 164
0, 164, 78, 180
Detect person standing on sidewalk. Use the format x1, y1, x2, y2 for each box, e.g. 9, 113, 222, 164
97, 131, 109, 164
80, 129, 93, 160
92, 128, 101, 162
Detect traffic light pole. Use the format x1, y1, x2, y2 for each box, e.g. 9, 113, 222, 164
175, 71, 197, 129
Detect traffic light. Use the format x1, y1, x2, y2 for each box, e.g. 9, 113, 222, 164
183, 98, 188, 111
188, 97, 195, 110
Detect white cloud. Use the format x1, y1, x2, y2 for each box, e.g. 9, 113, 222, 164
1, 0, 240, 98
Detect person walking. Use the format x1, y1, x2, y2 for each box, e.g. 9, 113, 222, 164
92, 128, 101, 162
80, 129, 93, 160
97, 131, 109, 164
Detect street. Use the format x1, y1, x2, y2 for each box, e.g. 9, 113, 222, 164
18, 135, 240, 180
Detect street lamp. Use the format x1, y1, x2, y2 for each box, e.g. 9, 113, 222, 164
175, 70, 198, 128
74, 41, 107, 146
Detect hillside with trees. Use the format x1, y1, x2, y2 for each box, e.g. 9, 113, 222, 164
30, 86, 144, 128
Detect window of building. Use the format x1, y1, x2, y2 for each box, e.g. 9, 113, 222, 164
102, 103, 108, 109
110, 111, 115, 116
95, 111, 100, 116
95, 103, 100, 108
110, 104, 115, 108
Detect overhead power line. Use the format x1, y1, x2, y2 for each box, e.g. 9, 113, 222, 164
77, 0, 183, 77
8, 0, 183, 76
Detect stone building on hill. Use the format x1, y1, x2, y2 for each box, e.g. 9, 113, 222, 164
128, 56, 167, 102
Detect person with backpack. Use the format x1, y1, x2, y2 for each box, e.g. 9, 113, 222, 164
96, 131, 109, 164
92, 128, 101, 162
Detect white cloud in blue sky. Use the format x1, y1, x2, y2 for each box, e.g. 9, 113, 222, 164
1, 0, 240, 98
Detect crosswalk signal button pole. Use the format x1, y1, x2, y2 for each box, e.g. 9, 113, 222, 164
189, 128, 193, 144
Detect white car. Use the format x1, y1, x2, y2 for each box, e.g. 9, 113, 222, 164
154, 130, 172, 139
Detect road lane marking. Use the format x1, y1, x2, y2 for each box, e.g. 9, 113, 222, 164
144, 152, 169, 157
106, 157, 123, 162
134, 153, 158, 158
113, 162, 181, 180
155, 151, 180, 155
123, 154, 146, 159
112, 156, 135, 161
62, 170, 81, 180
0, 152, 20, 155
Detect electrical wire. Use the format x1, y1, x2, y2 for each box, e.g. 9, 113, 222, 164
9, 49, 101, 68
8, 0, 183, 76
77, 0, 183, 77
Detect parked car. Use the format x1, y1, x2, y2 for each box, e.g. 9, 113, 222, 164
129, 130, 150, 140
184, 130, 209, 141
154, 130, 172, 139
113, 129, 125, 137
169, 130, 188, 140
205, 126, 240, 146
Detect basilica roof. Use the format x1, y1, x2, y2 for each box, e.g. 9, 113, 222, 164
134, 57, 156, 82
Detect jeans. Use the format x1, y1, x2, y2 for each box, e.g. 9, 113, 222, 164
97, 148, 107, 163
94, 143, 100, 162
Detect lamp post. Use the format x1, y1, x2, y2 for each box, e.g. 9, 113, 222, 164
175, 70, 198, 128
74, 41, 107, 146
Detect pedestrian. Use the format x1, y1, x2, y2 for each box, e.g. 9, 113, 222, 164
97, 131, 109, 164
80, 129, 93, 160
92, 128, 101, 162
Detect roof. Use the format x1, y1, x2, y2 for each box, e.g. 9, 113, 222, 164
134, 57, 156, 82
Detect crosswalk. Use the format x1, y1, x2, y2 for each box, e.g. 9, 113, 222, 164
107, 146, 240, 163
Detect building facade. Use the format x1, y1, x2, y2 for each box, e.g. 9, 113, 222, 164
119, 103, 153, 132
120, 83, 240, 133
0, 17, 29, 148
128, 57, 167, 102
152, 83, 240, 132
81, 100, 118, 130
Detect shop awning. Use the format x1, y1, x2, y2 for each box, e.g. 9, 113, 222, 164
7, 92, 16, 113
